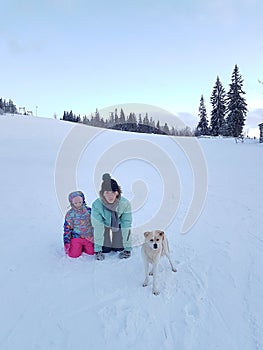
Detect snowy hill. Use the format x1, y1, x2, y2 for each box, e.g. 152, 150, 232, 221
0, 115, 262, 350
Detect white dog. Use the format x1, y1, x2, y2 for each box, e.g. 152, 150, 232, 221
141, 230, 177, 295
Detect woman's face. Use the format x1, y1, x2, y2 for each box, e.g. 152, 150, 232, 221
103, 191, 119, 204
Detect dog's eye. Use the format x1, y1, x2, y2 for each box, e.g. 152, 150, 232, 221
156, 239, 160, 241
150, 239, 154, 242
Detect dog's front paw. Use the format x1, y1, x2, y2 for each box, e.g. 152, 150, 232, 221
153, 290, 160, 296
142, 281, 148, 287
149, 271, 153, 276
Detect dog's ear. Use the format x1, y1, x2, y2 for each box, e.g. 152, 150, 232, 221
159, 230, 165, 239
144, 231, 150, 238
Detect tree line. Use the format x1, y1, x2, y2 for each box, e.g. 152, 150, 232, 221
1, 64, 248, 138
62, 109, 193, 136
195, 64, 247, 137
63, 64, 248, 138
0, 98, 17, 114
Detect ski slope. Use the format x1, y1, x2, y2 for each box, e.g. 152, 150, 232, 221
0, 115, 262, 350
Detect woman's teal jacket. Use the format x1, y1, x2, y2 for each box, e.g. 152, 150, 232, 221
91, 196, 132, 252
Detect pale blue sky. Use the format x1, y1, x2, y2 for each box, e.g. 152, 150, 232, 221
1, 0, 263, 124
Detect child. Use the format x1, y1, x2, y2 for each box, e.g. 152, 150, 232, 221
63, 191, 94, 258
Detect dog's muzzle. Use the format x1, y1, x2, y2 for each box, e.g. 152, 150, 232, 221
153, 243, 158, 249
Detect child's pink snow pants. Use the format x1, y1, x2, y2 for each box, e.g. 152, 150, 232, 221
68, 238, 94, 258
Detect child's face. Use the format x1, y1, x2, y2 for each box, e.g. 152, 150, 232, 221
72, 196, 83, 209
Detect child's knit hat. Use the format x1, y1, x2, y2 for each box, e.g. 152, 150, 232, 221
68, 191, 85, 205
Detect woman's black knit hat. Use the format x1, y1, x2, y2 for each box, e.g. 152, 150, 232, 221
101, 173, 120, 193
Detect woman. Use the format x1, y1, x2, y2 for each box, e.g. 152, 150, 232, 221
91, 173, 132, 261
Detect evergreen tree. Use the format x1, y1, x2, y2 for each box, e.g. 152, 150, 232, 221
119, 108, 126, 124
68, 110, 74, 122
162, 123, 170, 135
100, 117, 105, 127
143, 113, 149, 126
195, 95, 209, 136
94, 108, 101, 126
170, 126, 176, 136
62, 111, 68, 120
210, 76, 226, 136
8, 99, 17, 114
127, 112, 137, 131
179, 126, 193, 136
149, 117, 155, 128
62, 110, 80, 123
127, 112, 136, 124
226, 65, 247, 137
114, 108, 119, 125
0, 98, 4, 114
108, 112, 115, 127
0, 97, 18, 114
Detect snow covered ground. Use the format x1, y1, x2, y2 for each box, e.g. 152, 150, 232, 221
0, 115, 262, 350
